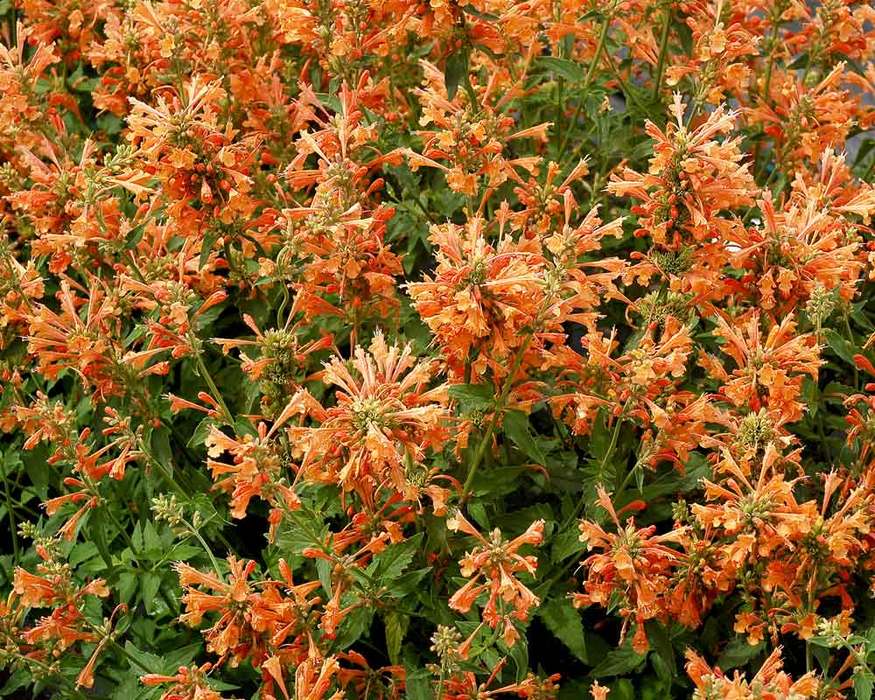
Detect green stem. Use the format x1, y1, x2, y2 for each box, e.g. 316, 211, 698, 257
652, 5, 672, 99
103, 500, 137, 556
603, 47, 647, 112
1, 465, 19, 561
561, 408, 626, 531
844, 312, 859, 390
557, 15, 610, 156
183, 518, 224, 576
761, 13, 782, 102
615, 458, 638, 497
460, 338, 532, 502
17, 653, 89, 700
193, 349, 234, 425
139, 439, 188, 500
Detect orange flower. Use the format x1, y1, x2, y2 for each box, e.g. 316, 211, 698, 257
410, 61, 551, 198
407, 217, 545, 379
685, 647, 819, 699
447, 511, 544, 647
607, 95, 756, 248
213, 308, 332, 417
704, 312, 822, 422
287, 331, 448, 501
575, 487, 685, 653
141, 663, 225, 700
175, 556, 321, 669
727, 189, 864, 312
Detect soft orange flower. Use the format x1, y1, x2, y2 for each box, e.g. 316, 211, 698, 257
705, 312, 822, 422
575, 487, 686, 653
608, 95, 757, 248
447, 511, 544, 646
407, 217, 545, 379
685, 647, 819, 699
287, 331, 448, 501
141, 663, 225, 700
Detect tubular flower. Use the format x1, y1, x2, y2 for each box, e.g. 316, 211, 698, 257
275, 78, 405, 328
726, 191, 864, 311
575, 488, 685, 653
174, 556, 325, 669
703, 312, 822, 422
287, 331, 449, 501
213, 308, 333, 417
607, 95, 757, 248
141, 663, 226, 700
447, 511, 544, 647
409, 61, 551, 197
551, 315, 694, 439
685, 647, 819, 699
407, 217, 545, 379
205, 418, 300, 532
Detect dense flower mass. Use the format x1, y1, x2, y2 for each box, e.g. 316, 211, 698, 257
0, 1, 873, 698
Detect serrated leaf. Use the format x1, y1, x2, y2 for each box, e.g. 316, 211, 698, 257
444, 50, 470, 101
855, 669, 874, 700
368, 533, 422, 579
448, 383, 495, 411
141, 572, 162, 615
551, 524, 586, 562
503, 410, 547, 465
539, 597, 588, 663
404, 668, 432, 700
717, 638, 763, 670
334, 606, 373, 650
592, 641, 646, 677
388, 567, 431, 598
535, 56, 586, 82
384, 612, 409, 664
188, 416, 214, 448
823, 329, 857, 365
69, 541, 99, 567
123, 641, 163, 675
117, 571, 138, 604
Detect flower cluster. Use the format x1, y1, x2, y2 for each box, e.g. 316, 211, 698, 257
0, 0, 874, 698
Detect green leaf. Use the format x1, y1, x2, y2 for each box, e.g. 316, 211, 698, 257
69, 541, 99, 567
823, 329, 857, 366
448, 383, 495, 411
123, 641, 164, 675
855, 669, 874, 700
141, 572, 162, 615
503, 636, 529, 681
404, 667, 432, 700
539, 597, 588, 663
368, 533, 422, 579
535, 56, 586, 82
388, 567, 431, 598
334, 606, 374, 649
503, 410, 547, 465
142, 521, 163, 556
384, 612, 409, 664
188, 417, 215, 448
551, 524, 586, 562
444, 50, 470, 101
592, 641, 647, 677
0, 668, 30, 696
125, 222, 146, 249
149, 426, 174, 475
717, 638, 763, 670
645, 622, 676, 680
118, 571, 138, 604
467, 501, 490, 530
